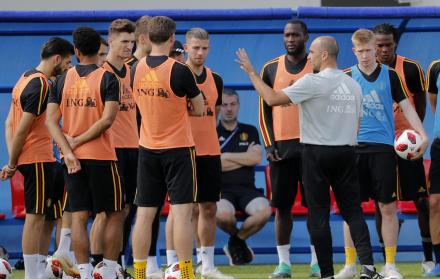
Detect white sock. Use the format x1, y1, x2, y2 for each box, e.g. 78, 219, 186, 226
57, 228, 72, 254
196, 247, 202, 265
277, 244, 291, 265
23, 254, 38, 279
147, 256, 159, 274
385, 263, 396, 269
102, 259, 117, 279
68, 251, 76, 264
78, 263, 92, 279
166, 250, 178, 266
201, 246, 215, 274
37, 254, 47, 279
310, 245, 318, 266
120, 254, 126, 269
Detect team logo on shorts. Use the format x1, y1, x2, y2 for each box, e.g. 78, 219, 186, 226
239, 132, 248, 141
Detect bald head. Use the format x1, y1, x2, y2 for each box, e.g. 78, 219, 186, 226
314, 36, 339, 59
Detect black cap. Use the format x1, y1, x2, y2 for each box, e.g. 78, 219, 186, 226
171, 40, 185, 54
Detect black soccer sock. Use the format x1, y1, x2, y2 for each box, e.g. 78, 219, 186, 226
422, 237, 433, 262
433, 244, 440, 264
91, 254, 103, 267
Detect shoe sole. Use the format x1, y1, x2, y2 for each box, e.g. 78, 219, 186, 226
223, 246, 235, 266
268, 274, 291, 278
51, 257, 80, 278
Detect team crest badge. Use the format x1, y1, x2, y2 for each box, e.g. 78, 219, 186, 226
239, 132, 248, 141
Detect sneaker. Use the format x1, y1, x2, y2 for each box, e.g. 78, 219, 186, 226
423, 263, 440, 277
310, 263, 320, 277
52, 252, 80, 278
116, 264, 134, 279
201, 267, 235, 279
269, 262, 292, 278
379, 265, 402, 279
422, 261, 436, 274
359, 266, 383, 279
223, 243, 245, 266
147, 268, 164, 279
334, 264, 356, 279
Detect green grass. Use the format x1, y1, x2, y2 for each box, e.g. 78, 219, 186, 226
8, 263, 430, 278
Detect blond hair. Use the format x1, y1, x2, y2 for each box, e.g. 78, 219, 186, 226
135, 15, 151, 42
186, 27, 209, 41
351, 29, 375, 45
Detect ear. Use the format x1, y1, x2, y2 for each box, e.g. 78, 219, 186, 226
184, 43, 188, 52
74, 48, 82, 61
352, 47, 356, 55
53, 54, 62, 64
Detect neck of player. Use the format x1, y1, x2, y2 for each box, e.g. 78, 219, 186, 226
186, 60, 204, 76
286, 51, 307, 65
133, 46, 148, 61
358, 61, 378, 76
78, 55, 98, 66
221, 119, 238, 131
36, 60, 54, 79
150, 42, 171, 57
107, 52, 125, 70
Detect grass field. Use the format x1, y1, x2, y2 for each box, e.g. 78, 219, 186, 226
8, 263, 431, 278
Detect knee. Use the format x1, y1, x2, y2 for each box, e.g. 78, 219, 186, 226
429, 195, 440, 212
254, 206, 272, 224
216, 209, 234, 223
200, 202, 217, 219
379, 202, 397, 217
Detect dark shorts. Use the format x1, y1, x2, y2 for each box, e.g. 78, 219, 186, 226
195, 155, 221, 203
356, 152, 397, 203
135, 146, 196, 207
63, 160, 124, 214
430, 139, 440, 194
17, 161, 64, 220
116, 148, 139, 204
397, 156, 428, 200
221, 185, 265, 212
269, 156, 306, 209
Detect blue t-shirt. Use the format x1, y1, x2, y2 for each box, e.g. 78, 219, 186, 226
351, 65, 395, 146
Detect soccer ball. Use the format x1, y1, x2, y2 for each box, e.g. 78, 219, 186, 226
394, 129, 422, 160
164, 262, 181, 279
46, 257, 63, 278
0, 258, 12, 279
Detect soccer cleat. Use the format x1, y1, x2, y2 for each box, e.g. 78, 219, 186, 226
422, 261, 436, 274
201, 267, 235, 279
379, 265, 402, 279
146, 269, 164, 279
269, 262, 292, 278
359, 266, 383, 279
310, 263, 320, 277
334, 264, 356, 279
423, 263, 440, 277
52, 252, 81, 278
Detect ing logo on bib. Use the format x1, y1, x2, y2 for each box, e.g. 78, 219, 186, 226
137, 70, 170, 98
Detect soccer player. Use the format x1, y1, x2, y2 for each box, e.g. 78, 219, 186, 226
46, 26, 124, 279
130, 16, 204, 279
259, 19, 319, 278
336, 23, 431, 278
97, 37, 109, 67
424, 59, 440, 276
185, 27, 232, 279
2, 37, 73, 278
340, 29, 428, 279
126, 15, 152, 66
236, 35, 384, 279
216, 88, 272, 266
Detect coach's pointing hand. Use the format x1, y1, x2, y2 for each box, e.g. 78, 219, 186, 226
236, 48, 257, 76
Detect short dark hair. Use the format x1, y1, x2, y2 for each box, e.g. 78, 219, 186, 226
373, 23, 399, 43
108, 19, 135, 36
286, 19, 308, 36
41, 37, 74, 60
223, 88, 239, 103
72, 26, 101, 56
148, 16, 176, 44
135, 15, 151, 42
